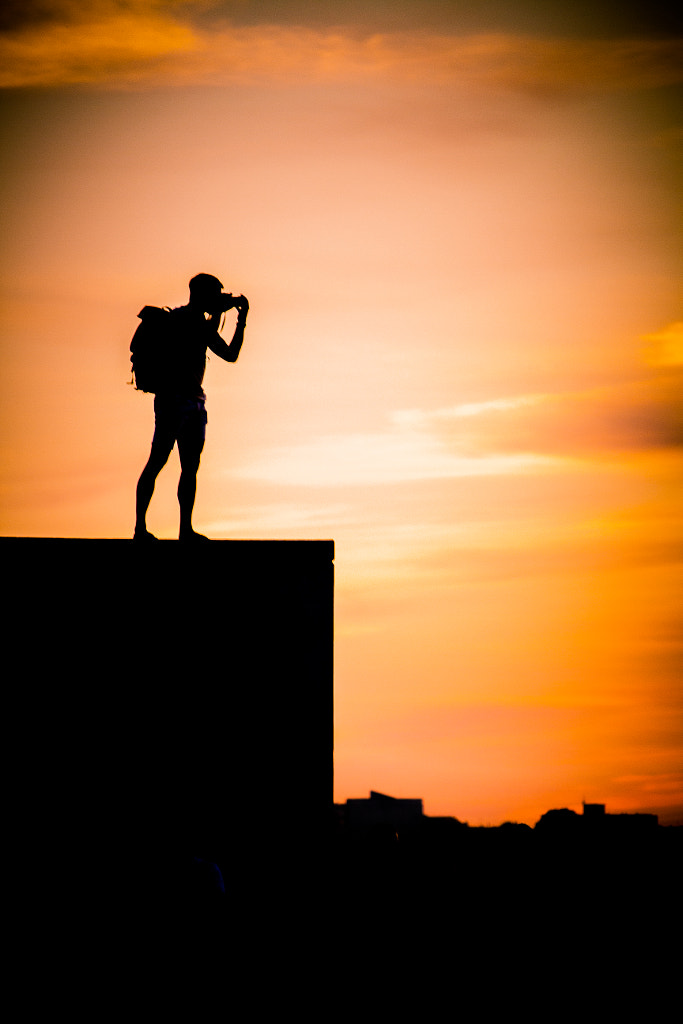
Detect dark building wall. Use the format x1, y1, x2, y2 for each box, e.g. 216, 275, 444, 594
4, 538, 334, 888
345, 792, 424, 831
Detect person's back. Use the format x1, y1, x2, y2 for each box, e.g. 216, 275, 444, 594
160, 304, 214, 400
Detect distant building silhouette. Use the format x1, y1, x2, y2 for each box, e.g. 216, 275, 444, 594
337, 793, 661, 844
337, 791, 470, 851
535, 804, 659, 834
335, 791, 424, 846
345, 790, 423, 832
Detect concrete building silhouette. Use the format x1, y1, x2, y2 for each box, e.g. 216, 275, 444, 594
582, 802, 606, 819
3, 537, 334, 895
340, 791, 424, 837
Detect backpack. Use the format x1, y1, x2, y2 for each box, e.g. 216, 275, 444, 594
129, 305, 174, 393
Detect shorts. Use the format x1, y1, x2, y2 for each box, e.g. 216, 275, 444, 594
152, 395, 207, 453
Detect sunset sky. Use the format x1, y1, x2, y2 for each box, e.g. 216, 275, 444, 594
1, 1, 681, 824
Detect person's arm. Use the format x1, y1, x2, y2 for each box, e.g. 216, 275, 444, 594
207, 298, 249, 363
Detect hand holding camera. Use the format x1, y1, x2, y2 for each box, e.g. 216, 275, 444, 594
218, 292, 249, 314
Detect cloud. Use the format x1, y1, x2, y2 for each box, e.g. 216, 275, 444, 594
2, 5, 682, 91
407, 362, 683, 459
390, 395, 544, 427
235, 335, 683, 488
0, 6, 197, 87
643, 322, 683, 368
235, 420, 557, 488
203, 500, 352, 535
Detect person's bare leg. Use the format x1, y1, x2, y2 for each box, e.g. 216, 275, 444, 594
177, 438, 208, 541
134, 439, 174, 539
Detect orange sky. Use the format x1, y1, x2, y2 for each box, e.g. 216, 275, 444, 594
1, 1, 681, 824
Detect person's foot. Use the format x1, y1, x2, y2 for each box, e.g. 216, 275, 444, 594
179, 529, 211, 543
133, 528, 159, 541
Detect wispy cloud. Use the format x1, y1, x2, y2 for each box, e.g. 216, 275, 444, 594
203, 500, 352, 536
401, 352, 683, 460
0, 4, 196, 87
2, 4, 682, 91
235, 331, 683, 488
235, 419, 558, 488
643, 321, 683, 368
390, 395, 544, 425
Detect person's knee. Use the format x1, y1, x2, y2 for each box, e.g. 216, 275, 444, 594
179, 459, 201, 480
178, 442, 203, 475
140, 457, 166, 482
146, 440, 175, 474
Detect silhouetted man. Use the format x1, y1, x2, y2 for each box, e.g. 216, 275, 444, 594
134, 273, 248, 542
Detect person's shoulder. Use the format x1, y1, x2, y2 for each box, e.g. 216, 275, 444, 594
171, 305, 206, 325
168, 305, 195, 332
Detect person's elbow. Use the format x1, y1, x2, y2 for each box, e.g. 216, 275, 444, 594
211, 342, 237, 362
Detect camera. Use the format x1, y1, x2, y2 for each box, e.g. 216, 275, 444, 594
217, 292, 248, 313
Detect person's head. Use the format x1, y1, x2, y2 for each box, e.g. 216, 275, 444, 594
189, 273, 224, 313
